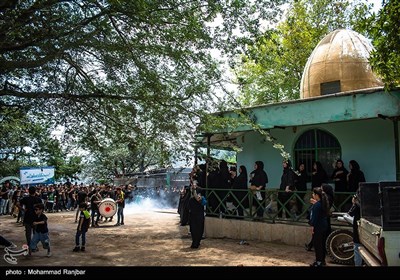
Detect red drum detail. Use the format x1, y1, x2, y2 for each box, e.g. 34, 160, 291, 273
98, 198, 117, 218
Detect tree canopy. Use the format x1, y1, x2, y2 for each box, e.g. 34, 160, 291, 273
359, 0, 400, 89
233, 0, 378, 106
0, 0, 286, 180
3, 0, 396, 181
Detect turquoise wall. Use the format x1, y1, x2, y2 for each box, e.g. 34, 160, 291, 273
236, 118, 399, 189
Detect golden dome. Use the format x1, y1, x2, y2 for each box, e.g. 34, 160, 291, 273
300, 29, 383, 99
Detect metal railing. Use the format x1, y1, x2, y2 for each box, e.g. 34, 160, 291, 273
204, 188, 356, 225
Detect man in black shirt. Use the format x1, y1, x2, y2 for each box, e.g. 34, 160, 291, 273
17, 186, 42, 248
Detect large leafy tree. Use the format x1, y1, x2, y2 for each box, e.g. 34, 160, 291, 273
80, 127, 174, 180
0, 106, 82, 179
0, 107, 37, 177
357, 0, 400, 89
0, 0, 286, 177
233, 0, 374, 106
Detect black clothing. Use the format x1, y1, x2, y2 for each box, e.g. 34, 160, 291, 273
207, 168, 220, 216
348, 203, 361, 243
77, 211, 90, 233
1, 186, 8, 199
196, 165, 207, 189
249, 161, 268, 218
19, 194, 42, 246
77, 191, 87, 204
178, 187, 191, 226
309, 201, 328, 264
346, 160, 365, 213
331, 167, 348, 192
295, 170, 307, 192
33, 213, 49, 233
279, 167, 296, 191
217, 160, 232, 214
295, 169, 308, 214
311, 162, 328, 189
348, 170, 365, 192
231, 168, 248, 217
277, 167, 296, 218
19, 195, 42, 225
90, 192, 101, 225
332, 165, 349, 211
249, 164, 268, 198
189, 196, 205, 248
90, 193, 100, 211
0, 235, 14, 247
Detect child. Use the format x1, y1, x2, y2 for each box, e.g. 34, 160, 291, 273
30, 203, 51, 257
73, 202, 90, 252
308, 187, 329, 267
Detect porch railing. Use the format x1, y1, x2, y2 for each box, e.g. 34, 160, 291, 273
204, 188, 356, 225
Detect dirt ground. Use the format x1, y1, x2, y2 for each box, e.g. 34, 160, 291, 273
1, 203, 316, 269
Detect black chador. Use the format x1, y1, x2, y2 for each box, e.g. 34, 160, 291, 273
188, 196, 205, 249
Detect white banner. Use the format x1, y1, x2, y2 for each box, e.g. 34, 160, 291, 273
20, 166, 55, 185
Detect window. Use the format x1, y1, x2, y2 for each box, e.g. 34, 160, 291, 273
321, 80, 341, 95
294, 129, 341, 182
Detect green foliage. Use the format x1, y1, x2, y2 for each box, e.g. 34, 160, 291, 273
55, 156, 83, 181
0, 160, 21, 178
0, 107, 41, 177
358, 0, 400, 89
82, 134, 171, 180
197, 105, 292, 160
234, 0, 371, 106
198, 0, 375, 162
0, 105, 83, 179
0, 0, 287, 178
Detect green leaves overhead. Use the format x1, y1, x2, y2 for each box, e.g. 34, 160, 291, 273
233, 0, 373, 106
1, 0, 286, 177
359, 0, 400, 89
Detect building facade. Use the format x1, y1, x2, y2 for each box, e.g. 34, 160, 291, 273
196, 29, 400, 188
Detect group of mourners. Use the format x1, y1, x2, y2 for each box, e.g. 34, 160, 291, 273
1, 182, 129, 257
178, 158, 366, 266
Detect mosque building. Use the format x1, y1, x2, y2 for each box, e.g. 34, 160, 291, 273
196, 29, 400, 188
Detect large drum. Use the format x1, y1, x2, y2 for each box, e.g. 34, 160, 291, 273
98, 198, 117, 218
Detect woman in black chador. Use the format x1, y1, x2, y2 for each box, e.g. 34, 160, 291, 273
331, 159, 348, 211
178, 186, 191, 226
347, 160, 365, 192
294, 162, 308, 215
311, 161, 328, 190
277, 159, 296, 218
249, 161, 268, 219
216, 160, 232, 215
231, 165, 248, 219
188, 187, 205, 249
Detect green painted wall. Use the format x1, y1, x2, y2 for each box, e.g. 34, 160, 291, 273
236, 118, 399, 189
221, 90, 400, 132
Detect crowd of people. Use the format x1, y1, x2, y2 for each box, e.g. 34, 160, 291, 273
0, 180, 134, 220
1, 158, 366, 265
178, 159, 365, 220
177, 158, 366, 265
0, 182, 134, 256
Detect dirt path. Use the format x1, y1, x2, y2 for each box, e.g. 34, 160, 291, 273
1, 203, 316, 268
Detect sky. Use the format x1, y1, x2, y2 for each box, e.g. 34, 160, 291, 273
367, 0, 383, 12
